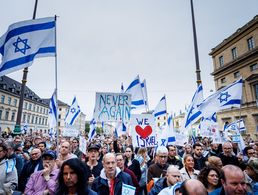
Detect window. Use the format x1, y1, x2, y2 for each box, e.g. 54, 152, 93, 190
234, 71, 240, 78
31, 115, 34, 124
5, 111, 9, 121
0, 110, 2, 119
254, 84, 258, 100
247, 37, 255, 50
24, 102, 28, 110
7, 97, 11, 105
35, 116, 38, 124
11, 112, 15, 121
221, 78, 226, 84
28, 103, 32, 110
231, 47, 237, 60
23, 114, 26, 123
250, 63, 258, 71
1, 95, 5, 103
40, 107, 42, 113
58, 114, 61, 119
27, 115, 31, 123
219, 56, 224, 66
13, 99, 17, 107
39, 117, 41, 125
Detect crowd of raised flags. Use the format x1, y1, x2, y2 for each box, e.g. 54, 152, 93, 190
0, 17, 248, 148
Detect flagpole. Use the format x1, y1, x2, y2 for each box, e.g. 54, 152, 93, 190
190, 0, 202, 86
14, 0, 38, 135
54, 15, 59, 153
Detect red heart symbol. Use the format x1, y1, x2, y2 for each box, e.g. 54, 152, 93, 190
135, 125, 152, 139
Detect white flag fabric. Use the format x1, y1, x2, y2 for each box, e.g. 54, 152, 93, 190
167, 114, 176, 145
141, 79, 149, 111
65, 97, 81, 125
122, 183, 136, 195
125, 75, 146, 111
153, 95, 167, 118
88, 118, 96, 141
115, 120, 127, 137
183, 84, 203, 129
199, 113, 218, 137
224, 119, 246, 132
198, 79, 243, 117
48, 91, 58, 129
0, 17, 56, 76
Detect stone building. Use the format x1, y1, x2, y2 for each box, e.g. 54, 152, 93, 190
209, 15, 258, 137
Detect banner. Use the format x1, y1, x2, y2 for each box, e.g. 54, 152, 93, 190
62, 127, 79, 137
131, 114, 157, 147
94, 92, 131, 122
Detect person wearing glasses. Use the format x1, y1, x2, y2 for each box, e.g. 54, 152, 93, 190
219, 142, 239, 166
149, 165, 181, 195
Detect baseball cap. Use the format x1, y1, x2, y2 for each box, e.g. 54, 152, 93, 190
42, 150, 56, 159
247, 157, 258, 174
88, 143, 100, 152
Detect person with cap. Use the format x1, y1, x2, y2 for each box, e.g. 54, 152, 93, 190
24, 150, 59, 195
85, 143, 103, 187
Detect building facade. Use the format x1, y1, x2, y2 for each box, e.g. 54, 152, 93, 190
0, 76, 49, 135
209, 15, 258, 137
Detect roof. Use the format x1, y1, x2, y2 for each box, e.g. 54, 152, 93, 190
0, 75, 47, 105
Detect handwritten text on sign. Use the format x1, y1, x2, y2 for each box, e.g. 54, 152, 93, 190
131, 114, 157, 148
94, 92, 131, 122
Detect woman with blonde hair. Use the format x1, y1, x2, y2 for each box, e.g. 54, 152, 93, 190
180, 154, 200, 181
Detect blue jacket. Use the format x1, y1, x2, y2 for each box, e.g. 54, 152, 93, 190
92, 168, 133, 195
148, 177, 167, 195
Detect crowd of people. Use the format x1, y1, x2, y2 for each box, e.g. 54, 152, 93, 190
0, 131, 257, 195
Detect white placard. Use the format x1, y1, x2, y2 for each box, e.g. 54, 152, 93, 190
62, 127, 79, 137
79, 136, 87, 154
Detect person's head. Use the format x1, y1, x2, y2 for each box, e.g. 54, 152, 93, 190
24, 140, 32, 149
60, 141, 70, 156
166, 165, 181, 186
207, 156, 223, 169
156, 146, 168, 166
30, 148, 42, 161
221, 165, 247, 195
13, 136, 22, 145
211, 143, 218, 151
167, 145, 177, 158
115, 153, 125, 170
179, 179, 207, 195
5, 141, 15, 157
102, 153, 117, 179
101, 145, 108, 155
42, 150, 56, 171
72, 138, 79, 149
222, 142, 233, 157
197, 166, 221, 189
193, 143, 203, 157
57, 158, 89, 195
125, 146, 134, 159
245, 157, 258, 181
137, 147, 147, 157
38, 142, 46, 153
244, 146, 255, 159
34, 136, 43, 145
0, 142, 8, 160
184, 144, 193, 154
183, 154, 194, 170
87, 144, 99, 161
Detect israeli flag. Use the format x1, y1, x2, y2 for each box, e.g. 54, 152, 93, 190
183, 84, 203, 129
167, 114, 176, 144
0, 17, 56, 76
153, 95, 167, 118
65, 97, 81, 125
48, 91, 58, 129
88, 118, 96, 141
122, 183, 135, 195
115, 120, 127, 137
125, 75, 145, 111
198, 79, 243, 117
224, 119, 246, 132
141, 79, 149, 111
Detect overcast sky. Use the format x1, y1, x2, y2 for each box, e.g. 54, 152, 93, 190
1, 0, 258, 120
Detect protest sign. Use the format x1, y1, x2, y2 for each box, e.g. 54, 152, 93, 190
62, 127, 79, 137
131, 114, 157, 147
94, 92, 131, 122
79, 136, 87, 154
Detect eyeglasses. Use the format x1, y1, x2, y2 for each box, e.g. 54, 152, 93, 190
248, 152, 255, 155
159, 155, 168, 158
31, 153, 39, 156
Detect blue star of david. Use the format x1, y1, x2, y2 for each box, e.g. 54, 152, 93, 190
13, 36, 31, 55
49, 108, 53, 114
218, 92, 231, 103
71, 108, 76, 113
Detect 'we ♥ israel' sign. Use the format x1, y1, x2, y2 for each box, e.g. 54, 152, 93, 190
131, 114, 157, 148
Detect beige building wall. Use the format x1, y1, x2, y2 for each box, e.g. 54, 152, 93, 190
210, 15, 258, 137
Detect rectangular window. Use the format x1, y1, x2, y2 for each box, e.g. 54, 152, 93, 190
5, 111, 9, 121
234, 71, 240, 78
13, 99, 17, 107
35, 116, 38, 124
221, 78, 226, 84
254, 84, 258, 100
11, 112, 15, 121
247, 37, 255, 50
250, 63, 258, 71
231, 47, 237, 60
23, 114, 26, 123
219, 56, 224, 66
1, 95, 5, 103
0, 110, 2, 120
27, 115, 30, 123
31, 115, 34, 124
7, 97, 11, 105
24, 102, 28, 110
28, 103, 32, 111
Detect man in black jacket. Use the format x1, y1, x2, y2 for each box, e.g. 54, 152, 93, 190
192, 143, 207, 170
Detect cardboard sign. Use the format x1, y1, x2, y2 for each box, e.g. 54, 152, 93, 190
94, 92, 131, 122
131, 114, 157, 147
